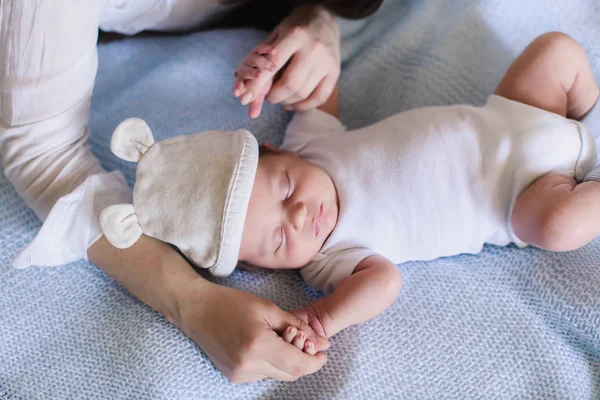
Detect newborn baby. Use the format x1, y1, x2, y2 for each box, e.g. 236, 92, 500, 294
233, 32, 600, 351
100, 32, 600, 356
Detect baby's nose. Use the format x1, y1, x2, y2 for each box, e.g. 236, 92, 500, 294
290, 202, 308, 231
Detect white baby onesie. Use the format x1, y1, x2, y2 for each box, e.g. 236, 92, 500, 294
281, 95, 597, 293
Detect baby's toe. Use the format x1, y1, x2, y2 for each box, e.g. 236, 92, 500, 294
282, 326, 297, 343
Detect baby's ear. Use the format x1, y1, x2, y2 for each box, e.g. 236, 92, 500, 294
110, 118, 155, 162
259, 143, 283, 154
259, 142, 297, 157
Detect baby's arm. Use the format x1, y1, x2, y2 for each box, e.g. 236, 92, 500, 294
286, 256, 402, 346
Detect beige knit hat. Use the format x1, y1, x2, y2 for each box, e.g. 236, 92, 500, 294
100, 118, 258, 277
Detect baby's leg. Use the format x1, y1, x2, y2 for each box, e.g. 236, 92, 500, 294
512, 174, 600, 251
502, 33, 600, 251
495, 32, 598, 119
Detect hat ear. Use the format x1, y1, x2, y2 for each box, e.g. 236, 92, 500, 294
110, 118, 155, 162
99, 204, 143, 249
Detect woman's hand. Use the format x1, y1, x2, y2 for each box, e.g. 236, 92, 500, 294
233, 5, 341, 118
179, 279, 331, 383
88, 235, 329, 384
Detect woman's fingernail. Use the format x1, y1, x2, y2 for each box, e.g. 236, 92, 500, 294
289, 327, 297, 335
297, 331, 305, 339
241, 92, 253, 105
306, 341, 314, 349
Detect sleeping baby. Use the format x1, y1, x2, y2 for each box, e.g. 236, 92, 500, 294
100, 32, 600, 355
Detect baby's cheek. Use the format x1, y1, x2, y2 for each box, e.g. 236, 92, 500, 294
288, 239, 321, 268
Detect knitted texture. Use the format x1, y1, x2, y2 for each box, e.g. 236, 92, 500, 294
2, 0, 600, 398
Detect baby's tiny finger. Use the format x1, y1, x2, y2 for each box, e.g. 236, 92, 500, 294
237, 66, 263, 80
282, 326, 297, 343
304, 340, 317, 355
254, 43, 276, 55
245, 54, 276, 72
292, 330, 307, 350
233, 79, 245, 97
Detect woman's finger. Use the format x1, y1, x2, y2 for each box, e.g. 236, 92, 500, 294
247, 75, 273, 118
280, 66, 324, 106
267, 51, 313, 104
267, 27, 307, 71
241, 70, 276, 105
289, 73, 337, 111
248, 90, 266, 119
266, 337, 327, 378
261, 363, 298, 382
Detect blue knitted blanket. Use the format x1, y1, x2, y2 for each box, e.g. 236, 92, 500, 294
1, 0, 599, 398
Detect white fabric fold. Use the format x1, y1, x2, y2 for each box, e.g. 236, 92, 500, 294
12, 171, 132, 268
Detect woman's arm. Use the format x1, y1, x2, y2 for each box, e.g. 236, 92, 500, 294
0, 0, 105, 220
1, 0, 328, 383
317, 84, 339, 118
88, 235, 330, 383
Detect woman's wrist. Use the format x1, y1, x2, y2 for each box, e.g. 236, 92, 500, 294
157, 246, 215, 328
290, 4, 340, 52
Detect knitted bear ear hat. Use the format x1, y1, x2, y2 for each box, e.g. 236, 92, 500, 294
100, 118, 259, 277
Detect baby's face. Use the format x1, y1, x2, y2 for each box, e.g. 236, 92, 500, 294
239, 149, 339, 269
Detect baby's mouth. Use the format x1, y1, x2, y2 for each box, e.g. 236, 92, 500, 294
314, 204, 323, 237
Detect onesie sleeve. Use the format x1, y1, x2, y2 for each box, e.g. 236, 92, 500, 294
300, 247, 377, 294
281, 109, 346, 152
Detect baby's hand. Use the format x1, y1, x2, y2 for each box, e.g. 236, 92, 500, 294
281, 304, 330, 354
281, 325, 318, 355
233, 44, 277, 119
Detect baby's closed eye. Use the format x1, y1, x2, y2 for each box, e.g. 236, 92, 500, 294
281, 172, 292, 200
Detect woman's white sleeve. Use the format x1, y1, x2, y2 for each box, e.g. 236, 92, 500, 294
0, 0, 132, 268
